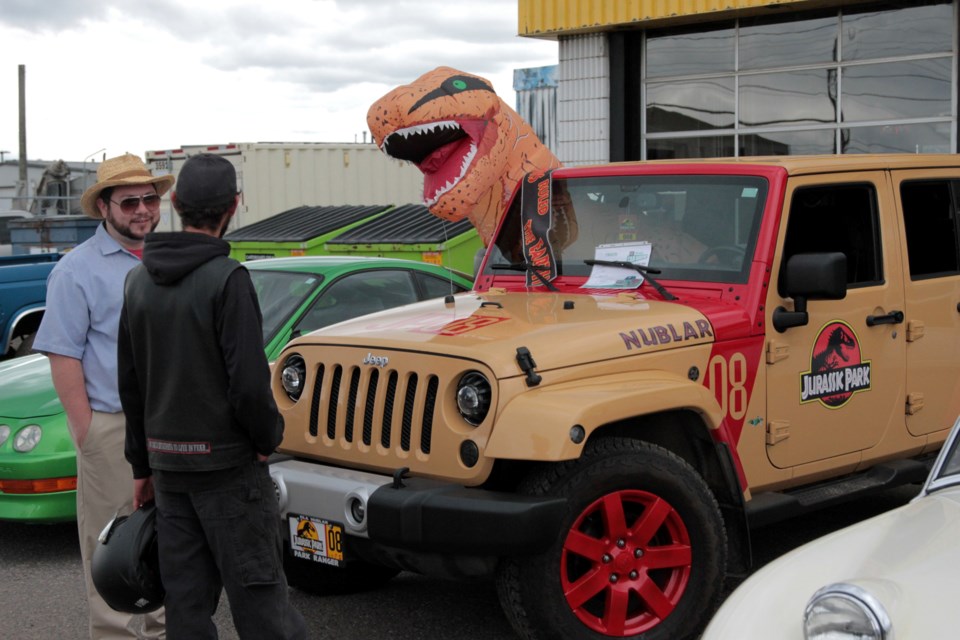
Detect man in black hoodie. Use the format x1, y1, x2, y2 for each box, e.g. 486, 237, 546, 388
118, 153, 306, 640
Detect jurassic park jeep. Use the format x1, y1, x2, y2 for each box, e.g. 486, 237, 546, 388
269, 154, 960, 640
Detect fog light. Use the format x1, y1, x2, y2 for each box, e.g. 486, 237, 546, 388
460, 440, 480, 468
349, 497, 365, 524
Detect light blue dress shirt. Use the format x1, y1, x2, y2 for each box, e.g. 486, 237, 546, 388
34, 223, 142, 413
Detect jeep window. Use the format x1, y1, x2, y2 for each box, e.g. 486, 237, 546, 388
899, 179, 960, 279
780, 183, 882, 293
486, 174, 768, 285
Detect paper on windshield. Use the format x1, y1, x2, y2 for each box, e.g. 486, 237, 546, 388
583, 242, 653, 289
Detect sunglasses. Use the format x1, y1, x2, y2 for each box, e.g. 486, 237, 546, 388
111, 194, 162, 214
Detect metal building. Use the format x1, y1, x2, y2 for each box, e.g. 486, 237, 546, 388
518, 0, 958, 163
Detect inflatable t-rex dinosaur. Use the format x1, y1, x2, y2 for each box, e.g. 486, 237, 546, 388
367, 66, 561, 245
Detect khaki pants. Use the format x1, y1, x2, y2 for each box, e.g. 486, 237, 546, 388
75, 410, 165, 639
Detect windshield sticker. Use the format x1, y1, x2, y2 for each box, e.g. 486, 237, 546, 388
800, 320, 871, 408
584, 242, 652, 289
621, 319, 713, 351
520, 169, 558, 286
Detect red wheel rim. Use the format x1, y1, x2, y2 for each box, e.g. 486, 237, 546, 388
560, 489, 692, 636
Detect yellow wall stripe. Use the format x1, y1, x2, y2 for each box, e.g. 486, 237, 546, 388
518, 0, 845, 37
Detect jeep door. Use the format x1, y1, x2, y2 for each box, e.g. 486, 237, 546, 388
764, 173, 906, 469
892, 170, 960, 440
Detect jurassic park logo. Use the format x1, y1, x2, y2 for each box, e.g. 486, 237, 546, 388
800, 320, 871, 408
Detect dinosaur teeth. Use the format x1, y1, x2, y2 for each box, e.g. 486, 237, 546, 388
388, 120, 460, 145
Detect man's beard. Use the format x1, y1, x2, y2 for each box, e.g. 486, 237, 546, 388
106, 210, 159, 241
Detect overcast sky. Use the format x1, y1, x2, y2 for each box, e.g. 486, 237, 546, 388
0, 0, 557, 163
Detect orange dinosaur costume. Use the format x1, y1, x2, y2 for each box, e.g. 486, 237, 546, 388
367, 66, 561, 245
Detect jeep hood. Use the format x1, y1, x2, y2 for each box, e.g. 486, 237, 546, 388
0, 354, 63, 418
289, 292, 716, 379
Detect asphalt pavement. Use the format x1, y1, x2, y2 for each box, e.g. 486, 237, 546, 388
0, 484, 918, 639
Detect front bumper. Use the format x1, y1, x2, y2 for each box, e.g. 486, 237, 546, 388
0, 452, 77, 523
270, 459, 566, 556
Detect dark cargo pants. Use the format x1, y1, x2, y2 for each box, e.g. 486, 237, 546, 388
154, 461, 306, 640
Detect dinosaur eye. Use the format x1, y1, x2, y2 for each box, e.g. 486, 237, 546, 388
408, 74, 496, 114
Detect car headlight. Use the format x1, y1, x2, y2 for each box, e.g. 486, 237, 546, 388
280, 354, 307, 401
0, 425, 10, 448
804, 583, 891, 640
456, 371, 491, 426
13, 424, 42, 453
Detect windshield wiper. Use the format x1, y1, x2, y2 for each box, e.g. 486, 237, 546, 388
583, 259, 677, 301
491, 262, 560, 292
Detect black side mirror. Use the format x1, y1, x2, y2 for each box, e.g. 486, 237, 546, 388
773, 252, 847, 332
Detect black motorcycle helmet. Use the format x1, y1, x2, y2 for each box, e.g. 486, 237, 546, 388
92, 503, 165, 613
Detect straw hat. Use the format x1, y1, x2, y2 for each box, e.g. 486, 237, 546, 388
80, 154, 175, 218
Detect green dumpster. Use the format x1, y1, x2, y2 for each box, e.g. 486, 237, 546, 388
325, 204, 481, 276
226, 204, 389, 261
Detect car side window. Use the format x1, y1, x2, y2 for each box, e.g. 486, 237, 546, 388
416, 271, 467, 299
295, 270, 419, 334
780, 183, 883, 291
899, 179, 960, 279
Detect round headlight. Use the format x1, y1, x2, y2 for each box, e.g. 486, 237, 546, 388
0, 425, 10, 448
281, 354, 307, 401
13, 424, 42, 453
457, 371, 491, 426
804, 583, 890, 640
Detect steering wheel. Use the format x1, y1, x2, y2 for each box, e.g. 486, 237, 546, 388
698, 245, 746, 265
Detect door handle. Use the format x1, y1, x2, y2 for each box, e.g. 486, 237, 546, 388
866, 310, 904, 326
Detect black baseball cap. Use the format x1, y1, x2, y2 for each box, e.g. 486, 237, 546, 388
174, 153, 238, 209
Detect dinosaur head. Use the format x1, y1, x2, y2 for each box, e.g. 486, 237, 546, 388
367, 66, 560, 244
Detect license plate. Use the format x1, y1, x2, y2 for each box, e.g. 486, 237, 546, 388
287, 514, 344, 567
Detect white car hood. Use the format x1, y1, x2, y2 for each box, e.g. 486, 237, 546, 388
703, 491, 960, 639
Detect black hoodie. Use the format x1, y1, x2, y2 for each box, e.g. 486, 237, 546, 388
119, 232, 283, 486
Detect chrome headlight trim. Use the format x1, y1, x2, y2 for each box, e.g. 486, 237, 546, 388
280, 354, 307, 401
456, 370, 492, 427
804, 582, 892, 640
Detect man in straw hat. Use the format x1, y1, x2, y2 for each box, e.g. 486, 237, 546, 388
34, 153, 169, 639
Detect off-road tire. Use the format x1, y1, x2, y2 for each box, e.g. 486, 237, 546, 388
496, 437, 727, 640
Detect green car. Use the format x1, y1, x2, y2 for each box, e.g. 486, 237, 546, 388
0, 256, 473, 522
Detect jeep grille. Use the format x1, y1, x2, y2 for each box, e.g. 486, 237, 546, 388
308, 363, 439, 455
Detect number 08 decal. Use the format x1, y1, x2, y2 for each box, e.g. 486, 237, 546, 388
707, 353, 748, 421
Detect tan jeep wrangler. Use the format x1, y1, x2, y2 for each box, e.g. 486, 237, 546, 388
269, 154, 960, 640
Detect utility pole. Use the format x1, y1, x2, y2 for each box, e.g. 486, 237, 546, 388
16, 64, 28, 211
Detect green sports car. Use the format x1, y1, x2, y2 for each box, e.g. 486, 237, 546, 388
0, 256, 473, 522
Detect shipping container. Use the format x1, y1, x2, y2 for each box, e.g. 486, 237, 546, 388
238, 143, 423, 224
145, 142, 424, 233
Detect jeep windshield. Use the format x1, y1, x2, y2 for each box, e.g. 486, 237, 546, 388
483, 172, 769, 287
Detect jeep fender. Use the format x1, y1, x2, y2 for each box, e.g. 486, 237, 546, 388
485, 370, 724, 461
